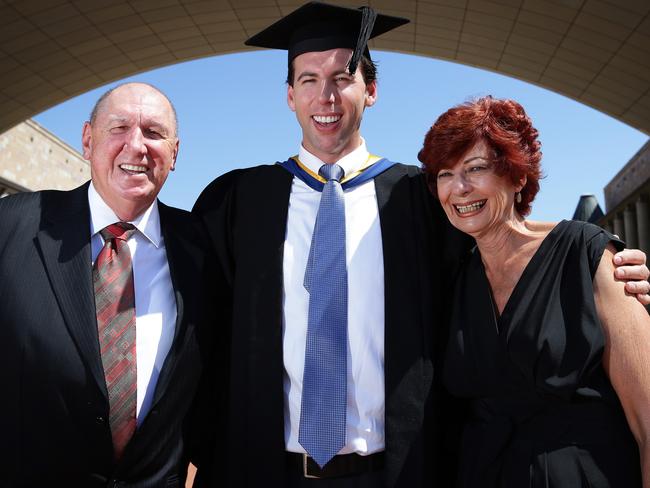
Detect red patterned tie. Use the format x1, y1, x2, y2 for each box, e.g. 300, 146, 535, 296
93, 222, 137, 462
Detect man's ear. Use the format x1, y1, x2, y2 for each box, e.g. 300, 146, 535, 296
365, 80, 377, 108
81, 122, 92, 160
287, 85, 296, 112
171, 139, 179, 171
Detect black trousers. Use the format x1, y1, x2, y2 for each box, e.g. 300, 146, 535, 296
285, 469, 385, 488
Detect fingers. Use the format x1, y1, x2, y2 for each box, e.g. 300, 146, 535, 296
615, 264, 650, 281
624, 279, 650, 294
613, 248, 647, 266
612, 249, 649, 306
623, 280, 650, 307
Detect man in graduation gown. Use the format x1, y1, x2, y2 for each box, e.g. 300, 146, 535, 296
190, 3, 650, 487
190, 5, 473, 486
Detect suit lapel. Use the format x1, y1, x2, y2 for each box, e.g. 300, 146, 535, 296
375, 165, 431, 484
35, 183, 108, 399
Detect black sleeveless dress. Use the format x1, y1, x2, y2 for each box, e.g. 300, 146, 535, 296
443, 220, 641, 487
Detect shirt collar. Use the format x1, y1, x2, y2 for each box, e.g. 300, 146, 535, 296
298, 137, 370, 179
88, 181, 162, 248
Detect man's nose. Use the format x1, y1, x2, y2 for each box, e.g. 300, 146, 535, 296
125, 127, 146, 154
318, 81, 337, 105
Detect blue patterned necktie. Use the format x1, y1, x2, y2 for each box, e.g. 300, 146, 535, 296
299, 163, 348, 468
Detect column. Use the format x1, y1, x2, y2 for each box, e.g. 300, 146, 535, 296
613, 212, 625, 242
624, 204, 638, 249
637, 194, 649, 254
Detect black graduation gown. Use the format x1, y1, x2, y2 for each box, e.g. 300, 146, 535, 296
191, 162, 471, 487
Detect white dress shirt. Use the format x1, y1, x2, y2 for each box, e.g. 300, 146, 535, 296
283, 139, 386, 455
88, 183, 177, 424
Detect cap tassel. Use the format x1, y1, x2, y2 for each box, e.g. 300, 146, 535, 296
348, 6, 377, 75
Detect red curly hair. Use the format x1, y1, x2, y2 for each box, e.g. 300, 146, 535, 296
417, 96, 543, 216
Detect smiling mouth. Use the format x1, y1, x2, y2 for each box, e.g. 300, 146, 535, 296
119, 163, 148, 174
312, 115, 341, 126
454, 200, 486, 214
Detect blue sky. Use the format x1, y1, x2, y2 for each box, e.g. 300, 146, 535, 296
34, 50, 648, 222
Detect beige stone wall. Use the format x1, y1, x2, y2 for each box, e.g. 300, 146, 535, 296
599, 140, 650, 262
604, 140, 650, 212
0, 119, 89, 193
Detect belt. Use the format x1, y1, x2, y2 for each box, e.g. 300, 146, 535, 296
286, 451, 385, 479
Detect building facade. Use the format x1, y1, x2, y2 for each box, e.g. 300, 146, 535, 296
598, 140, 650, 256
0, 119, 89, 198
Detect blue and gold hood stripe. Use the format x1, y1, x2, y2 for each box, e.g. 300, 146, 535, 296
278, 155, 395, 192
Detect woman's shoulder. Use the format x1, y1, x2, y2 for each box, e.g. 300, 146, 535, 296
524, 219, 558, 233
522, 219, 557, 246
531, 219, 625, 276
551, 220, 623, 251
526, 219, 616, 244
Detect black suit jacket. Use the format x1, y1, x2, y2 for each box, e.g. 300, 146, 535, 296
0, 183, 209, 488
192, 163, 470, 487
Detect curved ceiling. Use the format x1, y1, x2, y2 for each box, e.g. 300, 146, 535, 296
1, 0, 649, 135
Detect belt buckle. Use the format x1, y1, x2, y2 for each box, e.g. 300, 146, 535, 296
303, 454, 321, 479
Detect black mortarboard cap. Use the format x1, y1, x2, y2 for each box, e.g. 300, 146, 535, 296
244, 2, 409, 75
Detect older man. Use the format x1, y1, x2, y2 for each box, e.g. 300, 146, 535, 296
0, 82, 208, 487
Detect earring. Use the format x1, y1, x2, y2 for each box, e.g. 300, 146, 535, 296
516, 192, 522, 204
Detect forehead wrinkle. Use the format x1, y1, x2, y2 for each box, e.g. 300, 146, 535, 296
296, 48, 352, 68
104, 102, 174, 135
102, 86, 177, 135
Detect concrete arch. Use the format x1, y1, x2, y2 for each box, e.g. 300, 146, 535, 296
1, 0, 649, 135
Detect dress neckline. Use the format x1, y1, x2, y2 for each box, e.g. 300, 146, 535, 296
478, 220, 568, 334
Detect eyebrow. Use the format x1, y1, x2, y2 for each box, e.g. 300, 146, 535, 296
106, 115, 170, 132
296, 69, 351, 82
296, 71, 318, 81
463, 156, 491, 164
145, 124, 170, 135
106, 115, 129, 124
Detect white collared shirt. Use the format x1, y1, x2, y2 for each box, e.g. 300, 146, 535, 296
88, 183, 177, 423
283, 139, 386, 455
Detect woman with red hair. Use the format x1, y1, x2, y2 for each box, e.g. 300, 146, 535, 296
419, 96, 650, 486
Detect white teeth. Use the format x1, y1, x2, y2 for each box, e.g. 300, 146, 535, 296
120, 164, 147, 173
455, 200, 486, 214
313, 115, 340, 124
